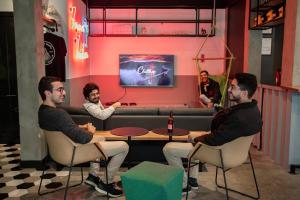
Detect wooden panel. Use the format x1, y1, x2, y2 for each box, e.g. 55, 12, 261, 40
257, 85, 293, 169
281, 0, 297, 87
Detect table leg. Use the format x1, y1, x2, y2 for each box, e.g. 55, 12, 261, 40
127, 136, 132, 168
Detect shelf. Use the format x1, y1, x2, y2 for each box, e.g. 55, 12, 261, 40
249, 0, 285, 29
250, 16, 284, 29
89, 19, 213, 23
88, 7, 216, 37
89, 34, 214, 37
251, 0, 284, 11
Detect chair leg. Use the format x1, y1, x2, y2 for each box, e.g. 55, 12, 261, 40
219, 150, 230, 200
215, 152, 260, 200
38, 147, 83, 198
248, 152, 260, 199
186, 157, 192, 200
64, 146, 76, 200
38, 165, 46, 195
104, 159, 109, 200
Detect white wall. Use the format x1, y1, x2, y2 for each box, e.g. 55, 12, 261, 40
0, 0, 13, 11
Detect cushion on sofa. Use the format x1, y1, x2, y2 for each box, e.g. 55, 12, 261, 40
159, 108, 215, 116
114, 107, 159, 115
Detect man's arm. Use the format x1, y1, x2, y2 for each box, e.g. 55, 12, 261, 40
83, 102, 119, 120
194, 115, 245, 146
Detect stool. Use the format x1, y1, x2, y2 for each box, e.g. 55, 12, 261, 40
121, 161, 183, 200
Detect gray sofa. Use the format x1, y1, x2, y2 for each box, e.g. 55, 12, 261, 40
59, 105, 215, 164
60, 106, 215, 131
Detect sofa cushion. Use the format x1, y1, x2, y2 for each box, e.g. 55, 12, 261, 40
114, 107, 159, 115
159, 108, 215, 116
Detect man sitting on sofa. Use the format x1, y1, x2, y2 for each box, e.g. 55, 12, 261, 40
38, 76, 128, 197
163, 73, 262, 194
83, 83, 121, 120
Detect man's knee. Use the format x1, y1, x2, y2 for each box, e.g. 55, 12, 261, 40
120, 141, 129, 153
163, 142, 174, 156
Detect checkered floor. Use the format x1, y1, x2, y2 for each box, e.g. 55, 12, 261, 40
1, 144, 300, 200
0, 144, 83, 199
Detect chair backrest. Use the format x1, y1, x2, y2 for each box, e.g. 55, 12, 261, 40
43, 130, 104, 166
190, 135, 254, 169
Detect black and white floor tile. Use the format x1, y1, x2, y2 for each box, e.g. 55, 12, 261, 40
1, 144, 300, 200
0, 144, 77, 199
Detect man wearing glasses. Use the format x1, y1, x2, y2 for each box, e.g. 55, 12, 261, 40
163, 73, 263, 194
38, 76, 128, 197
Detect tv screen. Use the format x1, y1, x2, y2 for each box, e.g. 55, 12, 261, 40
119, 54, 175, 87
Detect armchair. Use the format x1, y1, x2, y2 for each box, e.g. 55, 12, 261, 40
38, 130, 108, 200
186, 135, 259, 200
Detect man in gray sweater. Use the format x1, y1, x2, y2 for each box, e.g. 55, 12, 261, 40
38, 76, 128, 198
82, 83, 121, 120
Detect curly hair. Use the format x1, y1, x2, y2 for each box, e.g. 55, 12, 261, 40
83, 83, 99, 98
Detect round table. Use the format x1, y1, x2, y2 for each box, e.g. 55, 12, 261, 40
111, 127, 149, 139
111, 127, 149, 168
151, 128, 189, 141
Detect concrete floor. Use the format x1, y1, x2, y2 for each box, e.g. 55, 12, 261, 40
2, 147, 300, 200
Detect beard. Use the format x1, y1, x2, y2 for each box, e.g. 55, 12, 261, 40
89, 97, 99, 104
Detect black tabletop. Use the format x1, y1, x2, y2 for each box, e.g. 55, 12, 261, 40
111, 127, 149, 137
151, 128, 189, 136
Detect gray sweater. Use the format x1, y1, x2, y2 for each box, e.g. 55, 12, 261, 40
38, 104, 92, 144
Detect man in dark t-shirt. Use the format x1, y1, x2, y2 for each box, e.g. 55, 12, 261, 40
38, 76, 128, 197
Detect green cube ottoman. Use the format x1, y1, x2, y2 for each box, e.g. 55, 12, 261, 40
121, 161, 183, 200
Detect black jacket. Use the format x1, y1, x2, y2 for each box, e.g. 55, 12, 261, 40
195, 100, 262, 146
199, 78, 222, 104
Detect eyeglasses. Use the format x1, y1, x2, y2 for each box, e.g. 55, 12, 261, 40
52, 87, 65, 93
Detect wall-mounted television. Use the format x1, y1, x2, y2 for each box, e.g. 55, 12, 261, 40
119, 54, 175, 87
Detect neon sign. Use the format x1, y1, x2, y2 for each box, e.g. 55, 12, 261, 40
70, 6, 89, 59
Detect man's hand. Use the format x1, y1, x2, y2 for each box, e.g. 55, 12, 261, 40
86, 123, 96, 134
112, 102, 121, 109
79, 123, 96, 134
78, 123, 88, 129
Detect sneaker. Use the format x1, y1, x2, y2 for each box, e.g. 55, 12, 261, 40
188, 177, 199, 190
95, 180, 123, 197
85, 174, 100, 188
182, 186, 192, 195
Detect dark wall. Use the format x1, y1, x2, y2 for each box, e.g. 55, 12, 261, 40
227, 0, 246, 78
261, 25, 284, 85
0, 12, 19, 144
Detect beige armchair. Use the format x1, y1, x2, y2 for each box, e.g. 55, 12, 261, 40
186, 135, 259, 200
38, 130, 108, 200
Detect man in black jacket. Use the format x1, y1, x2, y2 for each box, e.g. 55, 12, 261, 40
38, 76, 128, 198
163, 73, 262, 194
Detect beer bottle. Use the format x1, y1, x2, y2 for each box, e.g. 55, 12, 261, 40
167, 111, 174, 133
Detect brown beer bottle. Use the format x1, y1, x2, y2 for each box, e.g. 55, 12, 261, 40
167, 111, 174, 133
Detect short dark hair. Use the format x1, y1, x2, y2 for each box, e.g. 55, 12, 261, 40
38, 76, 61, 100
200, 70, 209, 75
83, 83, 99, 98
235, 73, 257, 98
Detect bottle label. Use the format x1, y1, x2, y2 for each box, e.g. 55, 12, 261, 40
168, 124, 173, 130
